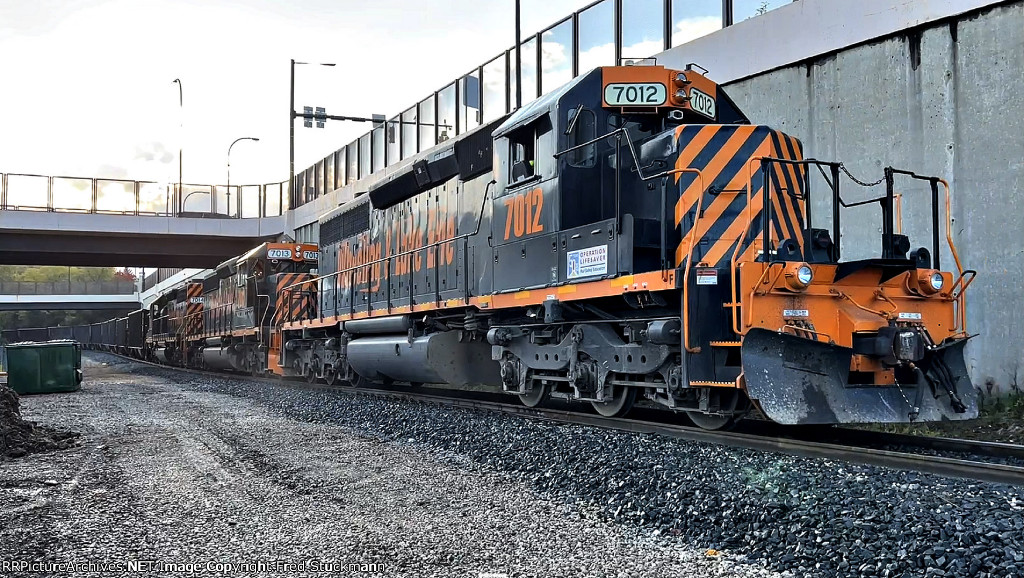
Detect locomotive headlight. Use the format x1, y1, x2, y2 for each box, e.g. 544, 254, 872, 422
910, 269, 945, 296
797, 265, 814, 286
783, 262, 814, 291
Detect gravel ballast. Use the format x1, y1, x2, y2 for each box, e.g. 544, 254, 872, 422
131, 361, 1024, 578
0, 354, 779, 578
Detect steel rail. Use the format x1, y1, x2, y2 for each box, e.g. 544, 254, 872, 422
104, 352, 1024, 487
829, 427, 1024, 460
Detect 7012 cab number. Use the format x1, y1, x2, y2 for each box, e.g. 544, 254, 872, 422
688, 87, 716, 119
604, 83, 667, 106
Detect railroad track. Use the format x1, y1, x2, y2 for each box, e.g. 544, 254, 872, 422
101, 351, 1024, 487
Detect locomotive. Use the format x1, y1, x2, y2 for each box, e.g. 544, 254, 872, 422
19, 62, 978, 429
147, 241, 318, 373
274, 62, 977, 428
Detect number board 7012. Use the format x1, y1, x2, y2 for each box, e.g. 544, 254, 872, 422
603, 83, 667, 107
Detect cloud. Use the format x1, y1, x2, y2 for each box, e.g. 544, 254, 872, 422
673, 16, 721, 45
578, 42, 615, 72
134, 141, 176, 165
95, 164, 130, 180
540, 32, 572, 89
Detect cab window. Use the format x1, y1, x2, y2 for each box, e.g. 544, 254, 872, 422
507, 115, 553, 187
566, 106, 597, 168
509, 129, 536, 184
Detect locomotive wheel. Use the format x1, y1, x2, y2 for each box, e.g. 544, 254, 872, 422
590, 386, 637, 417
518, 382, 549, 408
307, 356, 322, 384
685, 390, 747, 431
324, 367, 337, 386
685, 411, 737, 431
349, 372, 367, 388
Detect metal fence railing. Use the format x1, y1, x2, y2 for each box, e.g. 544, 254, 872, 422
0, 173, 288, 218
143, 268, 184, 291
0, 281, 138, 295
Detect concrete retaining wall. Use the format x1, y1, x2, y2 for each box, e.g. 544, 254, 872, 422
699, 3, 1024, 392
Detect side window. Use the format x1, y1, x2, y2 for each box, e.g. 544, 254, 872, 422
567, 107, 597, 168
509, 128, 536, 184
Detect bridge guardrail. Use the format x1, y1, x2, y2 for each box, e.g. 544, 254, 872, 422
143, 269, 183, 292
0, 281, 138, 295
0, 173, 287, 218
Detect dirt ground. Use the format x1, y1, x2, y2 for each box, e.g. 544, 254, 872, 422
0, 354, 777, 578
0, 379, 78, 461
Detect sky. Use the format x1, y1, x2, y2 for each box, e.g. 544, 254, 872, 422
0, 0, 613, 189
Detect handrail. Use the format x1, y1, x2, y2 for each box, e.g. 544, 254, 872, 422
676, 168, 706, 354
894, 193, 903, 234
829, 288, 898, 320
885, 172, 972, 336
730, 158, 766, 335
936, 177, 973, 335
277, 181, 496, 320
745, 264, 786, 329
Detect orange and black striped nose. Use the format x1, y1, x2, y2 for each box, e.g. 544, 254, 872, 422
673, 125, 806, 268
185, 282, 203, 335
273, 274, 318, 325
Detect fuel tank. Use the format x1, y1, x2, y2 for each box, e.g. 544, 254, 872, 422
201, 346, 242, 371
343, 316, 413, 335
346, 331, 501, 386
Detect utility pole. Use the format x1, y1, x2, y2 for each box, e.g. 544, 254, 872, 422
515, 0, 522, 110
289, 60, 336, 208
172, 79, 183, 214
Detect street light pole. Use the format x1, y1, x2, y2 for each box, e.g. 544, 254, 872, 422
289, 59, 295, 202
227, 137, 260, 217
181, 190, 211, 213
172, 78, 183, 214
289, 60, 335, 207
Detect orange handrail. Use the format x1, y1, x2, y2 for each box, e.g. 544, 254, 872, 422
674, 168, 706, 353
730, 158, 766, 335
894, 193, 903, 234
936, 178, 974, 336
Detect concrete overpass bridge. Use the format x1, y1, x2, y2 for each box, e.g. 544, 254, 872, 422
0, 173, 288, 268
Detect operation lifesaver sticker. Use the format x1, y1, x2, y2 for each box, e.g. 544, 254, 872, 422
567, 245, 607, 279
783, 309, 810, 318
695, 268, 718, 285
898, 312, 923, 320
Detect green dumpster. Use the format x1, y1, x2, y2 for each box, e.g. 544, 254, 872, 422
5, 341, 83, 394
